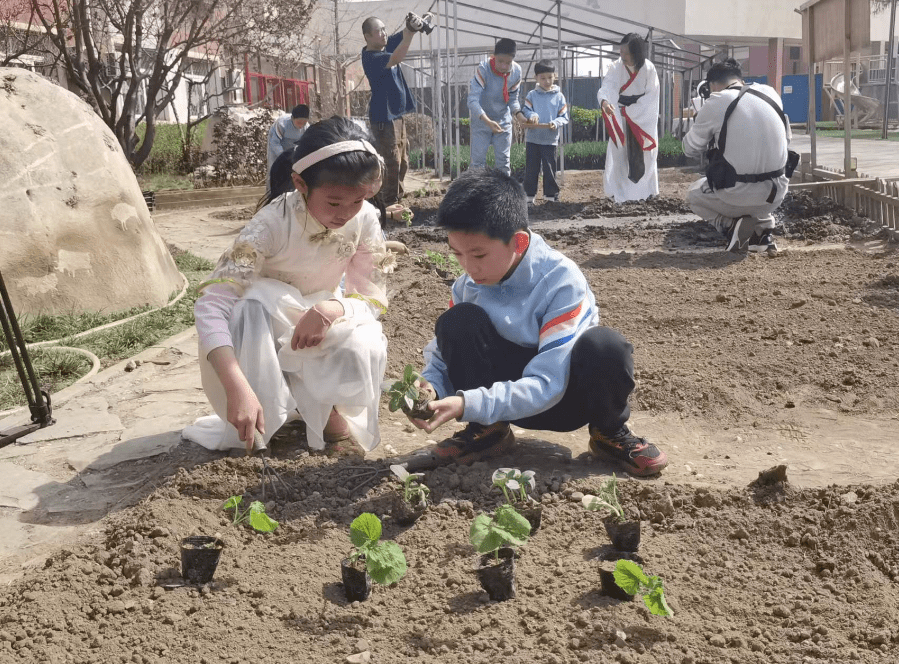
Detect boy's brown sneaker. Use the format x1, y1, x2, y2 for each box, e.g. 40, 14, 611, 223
433, 422, 516, 465
588, 424, 668, 476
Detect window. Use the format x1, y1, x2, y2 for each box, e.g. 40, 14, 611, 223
789, 46, 801, 61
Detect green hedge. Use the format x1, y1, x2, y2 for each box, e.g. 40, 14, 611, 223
410, 134, 684, 175
135, 121, 208, 175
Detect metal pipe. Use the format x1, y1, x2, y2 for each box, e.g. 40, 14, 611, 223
453, 0, 460, 178
557, 0, 564, 176
843, 0, 852, 176
883, 0, 897, 140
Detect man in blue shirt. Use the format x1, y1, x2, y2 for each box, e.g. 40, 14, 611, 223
361, 14, 430, 206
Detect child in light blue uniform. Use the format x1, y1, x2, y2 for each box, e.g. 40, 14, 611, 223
266, 104, 310, 176
521, 59, 569, 204
467, 38, 523, 176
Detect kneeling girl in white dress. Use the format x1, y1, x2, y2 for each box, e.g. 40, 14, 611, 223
184, 117, 394, 456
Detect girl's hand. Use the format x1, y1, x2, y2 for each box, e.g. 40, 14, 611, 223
291, 300, 344, 350
528, 115, 540, 125
409, 395, 464, 433
601, 100, 614, 115
225, 380, 265, 450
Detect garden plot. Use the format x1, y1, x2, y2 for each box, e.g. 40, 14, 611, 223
1, 167, 897, 664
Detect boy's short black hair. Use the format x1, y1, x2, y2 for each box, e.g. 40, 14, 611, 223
436, 169, 527, 242
707, 58, 743, 85
534, 59, 555, 75
291, 104, 310, 119
494, 38, 516, 57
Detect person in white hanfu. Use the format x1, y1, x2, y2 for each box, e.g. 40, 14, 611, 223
184, 117, 395, 458
597, 33, 660, 203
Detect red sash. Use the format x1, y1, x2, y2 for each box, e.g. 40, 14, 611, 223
604, 66, 657, 151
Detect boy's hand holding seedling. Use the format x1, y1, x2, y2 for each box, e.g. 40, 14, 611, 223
384, 364, 435, 420
408, 395, 464, 433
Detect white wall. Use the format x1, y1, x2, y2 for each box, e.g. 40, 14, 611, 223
684, 0, 802, 40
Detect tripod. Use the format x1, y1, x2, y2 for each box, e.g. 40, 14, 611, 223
0, 270, 54, 448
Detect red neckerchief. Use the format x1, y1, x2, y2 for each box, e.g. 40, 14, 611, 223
489, 57, 510, 103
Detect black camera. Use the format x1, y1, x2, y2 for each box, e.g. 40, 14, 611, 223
697, 80, 711, 100
406, 12, 434, 35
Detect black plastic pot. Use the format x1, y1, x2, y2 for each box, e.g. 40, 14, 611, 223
341, 558, 372, 602
180, 536, 224, 584
476, 548, 516, 601
604, 515, 641, 552
599, 564, 635, 601
516, 502, 543, 534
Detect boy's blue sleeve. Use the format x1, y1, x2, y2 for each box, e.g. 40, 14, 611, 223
506, 66, 522, 115
551, 92, 569, 129
467, 62, 487, 119
522, 90, 537, 120
460, 268, 597, 425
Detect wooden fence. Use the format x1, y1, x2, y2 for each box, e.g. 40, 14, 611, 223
790, 154, 899, 238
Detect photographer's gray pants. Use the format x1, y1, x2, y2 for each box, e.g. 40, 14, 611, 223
687, 177, 788, 236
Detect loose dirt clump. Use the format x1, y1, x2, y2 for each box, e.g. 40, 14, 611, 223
777, 191, 890, 243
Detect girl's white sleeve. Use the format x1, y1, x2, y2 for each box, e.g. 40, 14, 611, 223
194, 214, 279, 355
339, 212, 391, 321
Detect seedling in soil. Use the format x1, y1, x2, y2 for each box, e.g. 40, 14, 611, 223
222, 495, 279, 533
581, 473, 626, 522
613, 559, 674, 617
348, 513, 408, 585
415, 250, 463, 279
470, 504, 531, 560
383, 364, 433, 419
492, 467, 536, 505
400, 209, 413, 226
390, 464, 431, 507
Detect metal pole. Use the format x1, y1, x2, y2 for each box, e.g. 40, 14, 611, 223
453, 0, 460, 178
435, 9, 444, 180
557, 0, 564, 176
883, 0, 897, 140
843, 0, 852, 176
806, 5, 817, 168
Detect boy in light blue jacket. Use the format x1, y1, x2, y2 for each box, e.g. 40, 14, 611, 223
521, 60, 569, 204
406, 169, 669, 477
467, 38, 524, 176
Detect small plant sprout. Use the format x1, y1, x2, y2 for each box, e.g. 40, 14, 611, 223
382, 364, 432, 419
613, 559, 674, 617
491, 468, 536, 505
469, 504, 531, 560
390, 464, 431, 507
581, 473, 626, 522
222, 496, 279, 533
400, 209, 413, 226
349, 513, 408, 585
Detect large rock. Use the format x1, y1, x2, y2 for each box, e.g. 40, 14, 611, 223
0, 68, 182, 315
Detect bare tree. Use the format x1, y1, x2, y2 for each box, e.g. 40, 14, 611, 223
1, 0, 55, 68
31, 0, 316, 169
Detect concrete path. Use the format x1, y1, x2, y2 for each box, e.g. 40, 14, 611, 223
789, 132, 899, 179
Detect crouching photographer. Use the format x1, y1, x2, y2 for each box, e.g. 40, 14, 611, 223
682, 58, 798, 255
361, 11, 434, 206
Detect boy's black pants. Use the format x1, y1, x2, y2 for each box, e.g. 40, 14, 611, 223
434, 303, 634, 434
523, 142, 560, 198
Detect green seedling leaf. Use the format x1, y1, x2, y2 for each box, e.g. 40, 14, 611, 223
403, 364, 415, 384
365, 540, 408, 585
470, 505, 531, 555
613, 559, 648, 595
247, 501, 279, 532
350, 513, 382, 548
613, 559, 673, 617
223, 495, 242, 510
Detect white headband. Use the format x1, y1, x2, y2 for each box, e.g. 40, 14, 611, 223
292, 139, 384, 176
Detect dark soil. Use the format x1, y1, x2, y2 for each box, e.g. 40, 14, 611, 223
2, 167, 898, 664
